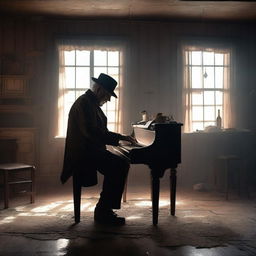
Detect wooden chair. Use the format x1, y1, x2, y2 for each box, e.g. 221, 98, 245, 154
215, 155, 242, 200
0, 163, 35, 208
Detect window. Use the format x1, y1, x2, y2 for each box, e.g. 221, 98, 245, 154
57, 46, 122, 137
183, 46, 231, 132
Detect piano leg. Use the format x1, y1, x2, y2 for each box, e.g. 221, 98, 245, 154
123, 179, 128, 203
170, 168, 177, 216
73, 176, 81, 223
151, 174, 160, 225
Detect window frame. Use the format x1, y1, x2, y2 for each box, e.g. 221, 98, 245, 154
181, 43, 233, 133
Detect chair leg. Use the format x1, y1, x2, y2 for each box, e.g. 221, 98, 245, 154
214, 160, 219, 190
4, 170, 9, 209
225, 160, 230, 200
237, 159, 241, 197
73, 176, 81, 223
243, 159, 250, 198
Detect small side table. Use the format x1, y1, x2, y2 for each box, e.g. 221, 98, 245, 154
0, 163, 35, 208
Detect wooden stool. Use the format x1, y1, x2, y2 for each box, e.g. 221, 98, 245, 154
215, 155, 241, 200
0, 163, 35, 208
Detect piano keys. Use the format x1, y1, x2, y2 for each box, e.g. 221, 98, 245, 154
113, 122, 183, 225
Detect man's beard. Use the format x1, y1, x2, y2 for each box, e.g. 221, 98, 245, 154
99, 100, 106, 106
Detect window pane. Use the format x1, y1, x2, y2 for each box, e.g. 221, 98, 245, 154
108, 51, 119, 66
106, 110, 116, 123
216, 91, 223, 105
64, 51, 75, 65
101, 104, 107, 113
215, 53, 224, 65
203, 51, 214, 65
203, 67, 214, 88
107, 123, 115, 132
191, 67, 202, 88
76, 50, 90, 65
108, 67, 119, 76
76, 90, 85, 98
64, 67, 75, 88
94, 67, 107, 77
102, 99, 118, 111
76, 67, 90, 88
204, 106, 215, 120
192, 122, 204, 131
204, 121, 215, 127
192, 106, 203, 121
204, 91, 214, 105
106, 99, 116, 111
215, 67, 224, 88
94, 50, 107, 66
191, 51, 201, 65
192, 91, 203, 105
108, 68, 119, 84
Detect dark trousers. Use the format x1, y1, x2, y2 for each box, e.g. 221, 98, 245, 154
96, 150, 130, 209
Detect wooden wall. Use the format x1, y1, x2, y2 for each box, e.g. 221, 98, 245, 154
0, 16, 256, 192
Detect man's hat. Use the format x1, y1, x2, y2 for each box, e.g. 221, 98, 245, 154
92, 73, 117, 98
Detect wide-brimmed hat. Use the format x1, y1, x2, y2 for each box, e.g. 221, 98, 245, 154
91, 73, 117, 98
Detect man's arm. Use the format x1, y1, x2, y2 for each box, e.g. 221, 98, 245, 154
119, 135, 137, 145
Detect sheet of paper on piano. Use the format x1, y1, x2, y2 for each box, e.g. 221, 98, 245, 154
132, 120, 154, 129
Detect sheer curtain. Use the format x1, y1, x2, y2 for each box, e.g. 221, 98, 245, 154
55, 38, 127, 138
182, 44, 235, 133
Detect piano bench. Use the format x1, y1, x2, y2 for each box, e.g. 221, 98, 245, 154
0, 163, 36, 209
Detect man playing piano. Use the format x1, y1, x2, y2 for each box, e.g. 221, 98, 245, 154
61, 73, 135, 226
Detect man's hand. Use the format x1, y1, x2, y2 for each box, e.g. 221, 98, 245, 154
120, 135, 137, 145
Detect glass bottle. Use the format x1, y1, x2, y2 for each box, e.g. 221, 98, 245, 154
216, 109, 222, 129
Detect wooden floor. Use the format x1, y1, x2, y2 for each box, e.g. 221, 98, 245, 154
0, 236, 254, 256
0, 188, 256, 256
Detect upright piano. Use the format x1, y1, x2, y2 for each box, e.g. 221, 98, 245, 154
113, 122, 183, 225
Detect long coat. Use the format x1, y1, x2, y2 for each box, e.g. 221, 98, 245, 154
60, 89, 121, 186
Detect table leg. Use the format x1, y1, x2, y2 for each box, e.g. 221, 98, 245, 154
31, 167, 35, 204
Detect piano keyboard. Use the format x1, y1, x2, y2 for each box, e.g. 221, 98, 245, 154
121, 143, 143, 150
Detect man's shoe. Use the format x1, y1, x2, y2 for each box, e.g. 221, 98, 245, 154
94, 207, 125, 226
